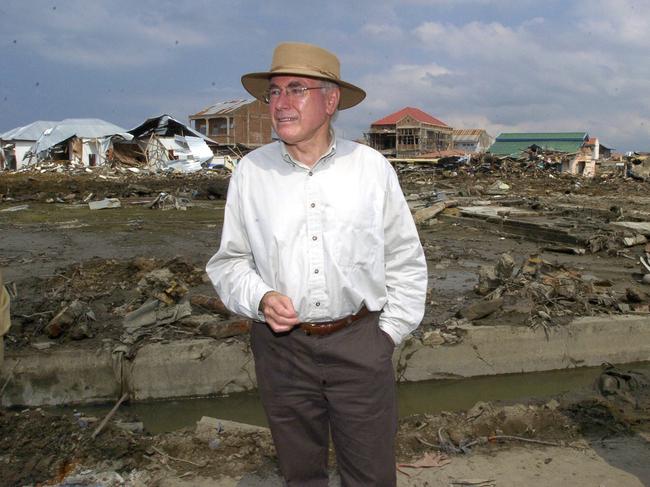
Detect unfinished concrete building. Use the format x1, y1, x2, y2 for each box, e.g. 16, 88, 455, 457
365, 107, 452, 158
189, 99, 272, 148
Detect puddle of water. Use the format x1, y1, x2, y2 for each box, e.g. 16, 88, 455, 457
61, 362, 650, 434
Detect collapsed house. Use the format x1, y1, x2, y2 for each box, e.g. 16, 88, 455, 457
0, 121, 58, 170
488, 132, 604, 177
28, 119, 132, 167
365, 107, 453, 158
584, 137, 614, 160
117, 114, 217, 173
452, 129, 493, 154
188, 99, 272, 149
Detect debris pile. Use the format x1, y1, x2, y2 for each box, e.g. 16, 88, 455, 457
624, 152, 650, 181
0, 407, 152, 487
147, 192, 190, 210
456, 254, 650, 329
5, 256, 249, 350
397, 150, 578, 180
0, 159, 231, 204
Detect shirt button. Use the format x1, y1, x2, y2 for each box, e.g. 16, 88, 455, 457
312, 235, 317, 241
315, 302, 320, 307
314, 269, 319, 274
308, 171, 313, 176
310, 203, 315, 208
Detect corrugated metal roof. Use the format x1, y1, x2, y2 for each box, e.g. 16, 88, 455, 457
496, 132, 588, 141
371, 107, 448, 127
128, 114, 212, 142
452, 129, 489, 142
489, 132, 589, 157
1, 121, 58, 141
452, 129, 486, 137
191, 99, 255, 117
31, 118, 130, 155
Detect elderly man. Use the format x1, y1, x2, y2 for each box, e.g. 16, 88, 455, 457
206, 42, 427, 486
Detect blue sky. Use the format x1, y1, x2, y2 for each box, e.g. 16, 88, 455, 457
2, 0, 649, 151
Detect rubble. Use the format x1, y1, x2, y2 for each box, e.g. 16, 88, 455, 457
0, 204, 29, 212
1, 159, 650, 485
88, 197, 121, 210
414, 200, 455, 224
450, 252, 650, 329
46, 299, 94, 338
148, 192, 189, 210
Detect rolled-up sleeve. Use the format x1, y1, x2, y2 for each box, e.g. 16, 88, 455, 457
378, 163, 428, 345
205, 165, 273, 320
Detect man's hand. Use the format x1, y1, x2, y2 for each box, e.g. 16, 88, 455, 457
259, 291, 300, 333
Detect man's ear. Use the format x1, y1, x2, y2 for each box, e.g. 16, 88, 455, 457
326, 88, 340, 115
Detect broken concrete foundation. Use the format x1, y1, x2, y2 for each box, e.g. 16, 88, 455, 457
2, 314, 649, 407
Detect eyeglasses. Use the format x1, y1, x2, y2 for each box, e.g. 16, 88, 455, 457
263, 86, 325, 104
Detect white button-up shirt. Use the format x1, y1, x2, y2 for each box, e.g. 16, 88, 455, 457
206, 136, 427, 345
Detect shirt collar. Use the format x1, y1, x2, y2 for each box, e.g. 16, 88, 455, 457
280, 129, 337, 169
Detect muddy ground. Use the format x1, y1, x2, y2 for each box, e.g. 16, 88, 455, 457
1, 386, 649, 485
1, 162, 650, 485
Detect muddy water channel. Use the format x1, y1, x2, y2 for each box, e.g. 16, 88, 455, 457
61, 361, 650, 433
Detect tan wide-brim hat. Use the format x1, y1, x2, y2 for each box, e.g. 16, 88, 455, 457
241, 42, 366, 110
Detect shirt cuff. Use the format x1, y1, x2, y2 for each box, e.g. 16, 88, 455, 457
253, 284, 274, 322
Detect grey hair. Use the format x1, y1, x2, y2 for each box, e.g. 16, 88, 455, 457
319, 80, 338, 92
319, 80, 340, 120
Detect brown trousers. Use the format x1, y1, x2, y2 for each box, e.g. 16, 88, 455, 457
250, 311, 398, 486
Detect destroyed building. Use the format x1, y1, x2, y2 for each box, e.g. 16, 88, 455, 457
118, 114, 217, 173
28, 119, 131, 167
489, 132, 600, 177
188, 99, 272, 149
584, 137, 614, 160
489, 132, 591, 157
451, 129, 493, 154
0, 120, 57, 170
1, 119, 130, 169
365, 107, 453, 158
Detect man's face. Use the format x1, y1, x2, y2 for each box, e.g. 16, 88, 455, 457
268, 76, 339, 147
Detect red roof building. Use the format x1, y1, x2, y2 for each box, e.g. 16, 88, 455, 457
365, 107, 453, 158
371, 107, 449, 128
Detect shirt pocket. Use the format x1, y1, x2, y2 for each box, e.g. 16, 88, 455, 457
325, 189, 383, 270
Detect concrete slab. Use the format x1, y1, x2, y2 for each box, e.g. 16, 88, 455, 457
458, 206, 540, 218
2, 315, 649, 407
398, 315, 650, 381
610, 221, 650, 236
0, 342, 118, 406
446, 208, 599, 246
128, 339, 256, 400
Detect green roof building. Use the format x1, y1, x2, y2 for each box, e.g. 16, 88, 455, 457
488, 132, 589, 157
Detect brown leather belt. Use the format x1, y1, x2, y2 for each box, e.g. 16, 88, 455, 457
299, 305, 370, 336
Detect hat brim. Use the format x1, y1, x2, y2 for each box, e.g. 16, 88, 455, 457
241, 70, 366, 110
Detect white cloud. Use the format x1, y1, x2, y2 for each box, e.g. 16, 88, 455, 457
361, 23, 403, 40
576, 0, 650, 49
6, 2, 212, 69
3, 0, 650, 150
361, 63, 452, 112
414, 20, 536, 61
